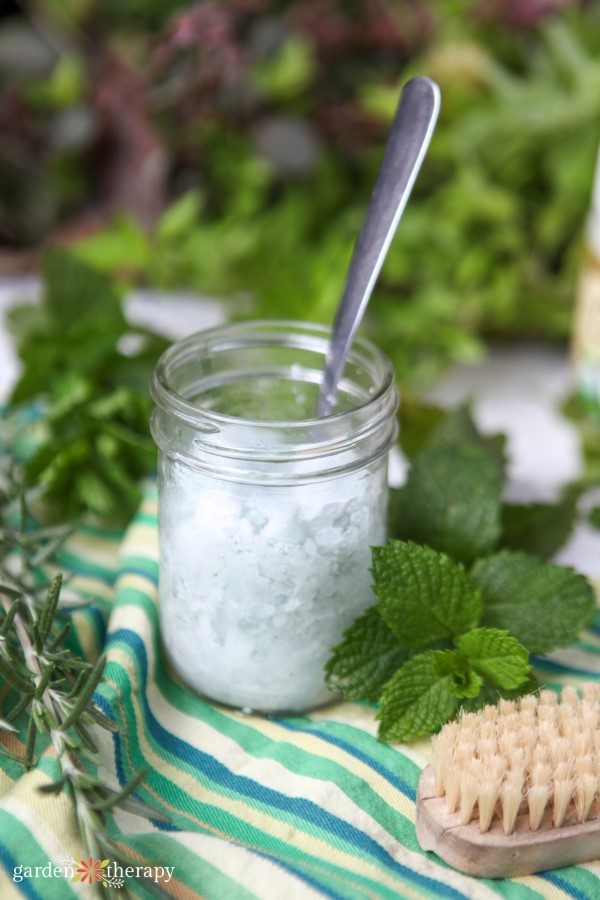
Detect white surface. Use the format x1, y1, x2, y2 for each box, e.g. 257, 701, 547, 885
1, 277, 599, 577
426, 343, 582, 503
424, 345, 600, 578
0, 277, 39, 397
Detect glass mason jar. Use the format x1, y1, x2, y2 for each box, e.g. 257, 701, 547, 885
150, 320, 398, 713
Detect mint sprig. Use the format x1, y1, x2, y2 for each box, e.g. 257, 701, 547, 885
327, 539, 539, 741
375, 626, 531, 742
326, 401, 597, 742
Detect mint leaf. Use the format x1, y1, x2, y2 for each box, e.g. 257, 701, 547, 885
458, 672, 541, 714
372, 541, 483, 648
44, 247, 126, 331
473, 551, 597, 653
389, 444, 502, 565
589, 506, 600, 529
457, 627, 530, 689
397, 396, 446, 459
397, 401, 506, 473
325, 606, 408, 702
10, 251, 126, 405
433, 650, 483, 698
429, 405, 506, 475
377, 651, 458, 742
501, 493, 578, 560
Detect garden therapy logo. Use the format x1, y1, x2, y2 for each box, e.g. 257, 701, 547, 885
12, 855, 174, 888
66, 856, 123, 888
63, 854, 175, 888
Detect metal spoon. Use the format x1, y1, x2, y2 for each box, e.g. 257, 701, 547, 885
316, 76, 440, 417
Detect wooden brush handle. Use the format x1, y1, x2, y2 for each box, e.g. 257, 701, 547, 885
416, 764, 600, 878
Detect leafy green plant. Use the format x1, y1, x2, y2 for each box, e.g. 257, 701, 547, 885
5, 4, 600, 384
7, 249, 168, 523
67, 8, 600, 386
325, 403, 597, 741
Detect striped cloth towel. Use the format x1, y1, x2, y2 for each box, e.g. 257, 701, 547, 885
1, 481, 599, 900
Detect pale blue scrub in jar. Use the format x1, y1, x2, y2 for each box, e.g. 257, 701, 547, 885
151, 320, 398, 713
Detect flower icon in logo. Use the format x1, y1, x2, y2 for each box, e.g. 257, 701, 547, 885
72, 857, 109, 884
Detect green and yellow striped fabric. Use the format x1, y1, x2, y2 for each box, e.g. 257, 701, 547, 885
1, 482, 599, 899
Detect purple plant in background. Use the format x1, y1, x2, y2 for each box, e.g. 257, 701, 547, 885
474, 0, 583, 27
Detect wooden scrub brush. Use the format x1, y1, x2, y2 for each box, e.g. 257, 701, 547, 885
416, 684, 600, 878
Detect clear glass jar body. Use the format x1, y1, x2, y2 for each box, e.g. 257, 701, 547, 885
151, 321, 398, 713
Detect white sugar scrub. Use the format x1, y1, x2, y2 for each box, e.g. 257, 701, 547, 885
158, 458, 388, 711
151, 321, 398, 713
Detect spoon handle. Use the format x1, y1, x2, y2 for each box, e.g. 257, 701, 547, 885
316, 76, 440, 417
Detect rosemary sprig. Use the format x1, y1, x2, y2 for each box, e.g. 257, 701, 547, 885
0, 466, 171, 896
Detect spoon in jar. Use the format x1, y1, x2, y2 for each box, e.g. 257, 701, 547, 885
316, 76, 440, 417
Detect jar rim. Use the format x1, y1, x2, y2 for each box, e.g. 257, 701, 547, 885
150, 319, 396, 429
150, 319, 399, 479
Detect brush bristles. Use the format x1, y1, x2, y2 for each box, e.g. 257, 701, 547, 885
431, 685, 600, 834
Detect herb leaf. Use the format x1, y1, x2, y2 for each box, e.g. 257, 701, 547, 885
397, 396, 446, 459
372, 540, 483, 647
456, 627, 530, 689
9, 250, 126, 404
324, 606, 408, 702
500, 492, 579, 560
428, 405, 506, 475
389, 443, 502, 565
326, 393, 593, 743
473, 551, 596, 653
433, 650, 483, 699
377, 651, 458, 742
7, 249, 168, 522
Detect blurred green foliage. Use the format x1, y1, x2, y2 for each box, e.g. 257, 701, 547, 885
7, 250, 168, 521
3, 1, 600, 383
